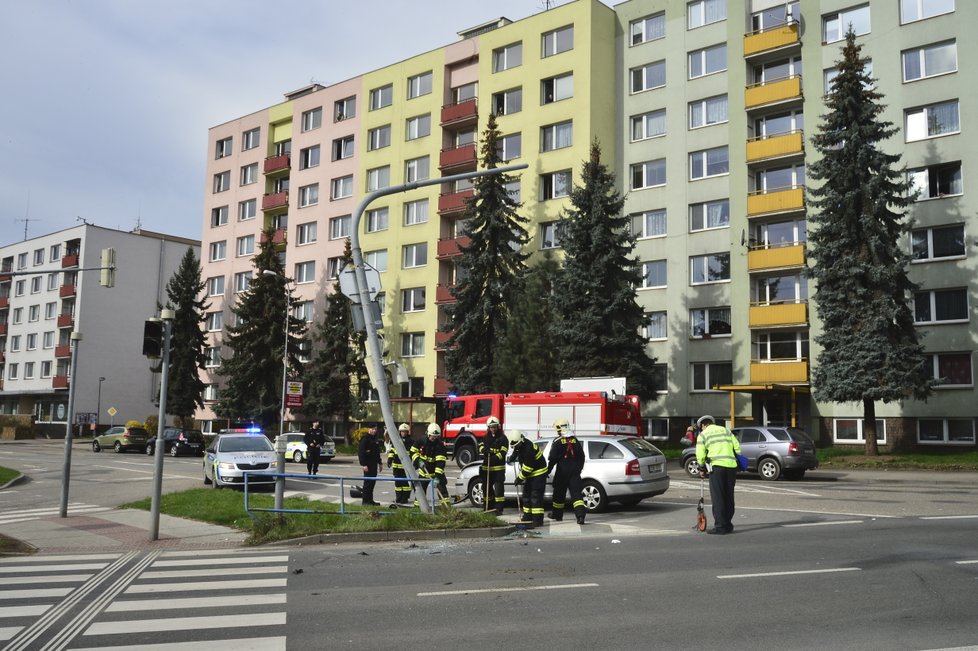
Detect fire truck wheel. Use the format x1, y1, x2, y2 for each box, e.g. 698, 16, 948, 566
467, 478, 485, 507
455, 444, 477, 468
581, 480, 608, 513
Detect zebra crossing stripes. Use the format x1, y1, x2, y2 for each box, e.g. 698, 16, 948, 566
0, 504, 113, 526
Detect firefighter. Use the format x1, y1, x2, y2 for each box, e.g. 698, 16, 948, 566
387, 423, 413, 507
695, 415, 741, 535
479, 416, 508, 515
413, 423, 450, 506
506, 429, 548, 528
547, 418, 587, 524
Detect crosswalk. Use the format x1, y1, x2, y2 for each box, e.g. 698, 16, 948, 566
0, 549, 289, 650
0, 504, 114, 527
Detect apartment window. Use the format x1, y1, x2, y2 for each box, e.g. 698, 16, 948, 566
690, 146, 729, 179
505, 180, 521, 203
541, 72, 573, 104
540, 171, 571, 200
832, 418, 886, 444
49, 244, 61, 261
493, 88, 522, 116
204, 346, 221, 368
206, 276, 225, 297
213, 171, 230, 193
631, 159, 667, 190
455, 128, 477, 147
14, 280, 24, 296
645, 311, 667, 340
493, 42, 522, 72
903, 41, 957, 82
407, 71, 432, 99
294, 261, 316, 284
242, 127, 260, 150
367, 166, 390, 191
914, 288, 968, 323
369, 84, 393, 110
690, 199, 730, 231
7, 364, 17, 380
498, 133, 522, 162
47, 273, 58, 291
401, 332, 425, 357
45, 302, 57, 319
541, 121, 572, 152
33, 248, 44, 265
203, 384, 219, 402
404, 199, 429, 226
298, 184, 319, 208
40, 361, 52, 379
293, 301, 314, 323
365, 249, 388, 272
689, 44, 727, 78
927, 352, 972, 386
215, 137, 232, 159
326, 257, 343, 279
754, 164, 805, 191
911, 224, 965, 261
17, 253, 27, 269
209, 241, 226, 262
11, 334, 21, 349
752, 2, 798, 30
688, 0, 726, 28
691, 253, 730, 284
297, 145, 320, 170
296, 222, 317, 245
630, 109, 666, 142
206, 312, 224, 332
211, 206, 228, 227
406, 114, 431, 140
240, 163, 258, 186
366, 207, 389, 233
918, 418, 974, 445
401, 287, 426, 313
753, 332, 808, 361
367, 125, 391, 151
692, 362, 732, 391
453, 82, 478, 104
542, 25, 573, 57
43, 331, 54, 348
404, 156, 430, 183
632, 210, 667, 238
402, 243, 428, 268
233, 271, 252, 293
823, 4, 870, 43
335, 96, 356, 121
901, 0, 954, 23
24, 362, 35, 378
540, 222, 562, 250
641, 260, 667, 289
753, 274, 807, 305
906, 100, 959, 141
329, 215, 351, 240
301, 107, 322, 132
908, 162, 962, 200
28, 305, 39, 322
631, 12, 665, 45
631, 61, 666, 92
331, 175, 353, 200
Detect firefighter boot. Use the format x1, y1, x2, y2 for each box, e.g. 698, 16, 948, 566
532, 514, 545, 528
520, 511, 533, 522
575, 507, 586, 525
547, 510, 563, 521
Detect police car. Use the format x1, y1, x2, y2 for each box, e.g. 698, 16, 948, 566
275, 432, 336, 464
203, 431, 277, 488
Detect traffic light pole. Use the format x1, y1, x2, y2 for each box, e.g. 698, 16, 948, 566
58, 331, 82, 518
149, 309, 174, 540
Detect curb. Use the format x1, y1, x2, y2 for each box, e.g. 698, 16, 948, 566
0, 472, 25, 491
277, 525, 518, 546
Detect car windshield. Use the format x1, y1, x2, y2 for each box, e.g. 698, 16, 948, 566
218, 436, 274, 453
620, 437, 663, 458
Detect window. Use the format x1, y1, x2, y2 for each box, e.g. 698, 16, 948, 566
335, 96, 356, 121
211, 206, 228, 227
402, 243, 427, 268
689, 44, 727, 78
690, 146, 729, 179
404, 156, 430, 183
242, 127, 260, 150
752, 332, 808, 361
367, 166, 390, 191
541, 121, 572, 152
690, 199, 730, 231
208, 241, 226, 262
43, 331, 54, 348
27, 305, 39, 322
329, 215, 351, 240
296, 145, 320, 170
238, 199, 257, 221
213, 171, 230, 193
369, 84, 393, 110
404, 199, 429, 226
24, 362, 35, 379
498, 134, 521, 161
33, 248, 44, 265
205, 346, 221, 368
326, 257, 343, 279
824, 60, 874, 93
540, 222, 562, 249
45, 302, 57, 319
294, 261, 316, 284
901, 0, 954, 23
752, 274, 807, 304
692, 362, 732, 391
240, 163, 258, 186
365, 249, 388, 272
641, 260, 667, 288
206, 276, 225, 297
752, 2, 799, 30
753, 164, 805, 192
903, 41, 957, 82
298, 184, 319, 207
823, 4, 871, 43
367, 125, 391, 151
206, 312, 224, 332
542, 25, 573, 57
17, 253, 27, 269
296, 222, 317, 245
833, 418, 886, 443
631, 61, 666, 92
631, 109, 666, 141
927, 352, 972, 386
914, 288, 968, 323
7, 364, 17, 380
493, 42, 522, 71
455, 128, 477, 147
918, 418, 974, 445
631, 159, 667, 190
631, 12, 665, 45
645, 311, 667, 340
688, 0, 726, 28
905, 100, 959, 141
690, 253, 730, 284
293, 301, 314, 323
505, 180, 521, 203
911, 224, 965, 261
49, 244, 60, 261
632, 210, 667, 238
540, 171, 571, 200
11, 334, 21, 349
215, 137, 232, 159
401, 287, 426, 313
407, 71, 432, 99
401, 332, 425, 357
541, 73, 573, 104
366, 208, 389, 233
493, 88, 522, 116
399, 378, 426, 399
47, 273, 58, 291
908, 162, 962, 200
406, 114, 431, 140
331, 175, 353, 200
453, 82, 478, 104
40, 361, 52, 378
30, 277, 41, 294
233, 271, 252, 293
14, 279, 24, 296
301, 107, 322, 132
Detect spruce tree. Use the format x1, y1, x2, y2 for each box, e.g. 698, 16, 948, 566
215, 228, 307, 432
162, 248, 208, 426
444, 113, 529, 394
551, 141, 659, 399
807, 30, 933, 455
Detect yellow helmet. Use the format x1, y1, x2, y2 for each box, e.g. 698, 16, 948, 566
426, 423, 442, 438
553, 418, 570, 431
506, 429, 524, 445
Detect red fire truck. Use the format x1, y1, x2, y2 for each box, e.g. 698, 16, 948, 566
442, 390, 643, 467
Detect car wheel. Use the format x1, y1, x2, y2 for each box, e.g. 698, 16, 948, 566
783, 469, 805, 481
203, 466, 212, 485
92, 441, 101, 453
145, 444, 154, 456
581, 480, 608, 513
170, 445, 180, 457
293, 450, 304, 463
114, 441, 123, 453
454, 444, 477, 468
683, 456, 700, 478
467, 478, 485, 508
758, 457, 782, 481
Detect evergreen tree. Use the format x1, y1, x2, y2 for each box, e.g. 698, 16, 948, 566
162, 248, 208, 426
444, 113, 529, 394
551, 141, 659, 398
215, 228, 307, 432
807, 30, 934, 455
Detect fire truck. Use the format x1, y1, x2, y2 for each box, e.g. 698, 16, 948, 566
442, 390, 643, 467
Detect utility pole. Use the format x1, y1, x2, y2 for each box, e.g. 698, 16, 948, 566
149, 310, 174, 540
58, 332, 82, 518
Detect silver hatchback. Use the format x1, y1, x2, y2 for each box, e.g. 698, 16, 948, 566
681, 426, 819, 481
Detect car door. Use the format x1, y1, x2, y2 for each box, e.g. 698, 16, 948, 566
735, 428, 765, 470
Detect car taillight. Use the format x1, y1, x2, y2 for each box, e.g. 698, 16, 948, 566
788, 442, 800, 455
625, 459, 641, 476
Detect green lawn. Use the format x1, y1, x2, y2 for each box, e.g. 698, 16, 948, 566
0, 465, 21, 485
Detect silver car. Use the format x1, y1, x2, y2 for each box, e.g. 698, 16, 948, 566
203, 433, 277, 488
454, 435, 670, 512
681, 426, 819, 481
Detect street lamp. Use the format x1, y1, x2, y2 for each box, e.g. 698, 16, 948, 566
262, 269, 290, 512
96, 377, 105, 431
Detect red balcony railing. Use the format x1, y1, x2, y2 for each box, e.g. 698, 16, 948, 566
53, 375, 70, 389
262, 192, 288, 211
0, 296, 8, 309
436, 235, 471, 259
438, 189, 475, 215
264, 154, 290, 174
55, 344, 72, 358
57, 313, 74, 328
439, 144, 477, 171
62, 253, 79, 268
434, 377, 452, 395
260, 228, 287, 245
434, 330, 453, 347
0, 323, 7, 336
436, 284, 457, 304
59, 284, 76, 298
440, 98, 478, 126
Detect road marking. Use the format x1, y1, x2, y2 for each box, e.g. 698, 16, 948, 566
106, 594, 287, 612
124, 578, 287, 593
152, 555, 288, 567
0, 554, 119, 564
84, 612, 287, 636
159, 549, 286, 557
139, 565, 288, 579
71, 637, 287, 651
783, 520, 864, 528
955, 560, 978, 565
921, 515, 978, 520
1, 626, 23, 641
8, 574, 92, 585
0, 588, 75, 599
0, 563, 111, 574
736, 505, 900, 519
93, 465, 154, 475
0, 505, 113, 525
418, 582, 599, 597
718, 567, 861, 579
0, 605, 52, 617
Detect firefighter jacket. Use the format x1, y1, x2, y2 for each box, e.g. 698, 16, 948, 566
388, 436, 411, 470
479, 430, 509, 472
695, 423, 741, 469
547, 435, 585, 475
413, 439, 448, 478
508, 438, 548, 481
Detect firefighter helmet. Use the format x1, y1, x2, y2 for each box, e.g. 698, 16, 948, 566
506, 429, 524, 445
553, 418, 570, 432
398, 423, 410, 433
486, 416, 501, 428
697, 415, 715, 427
426, 423, 442, 438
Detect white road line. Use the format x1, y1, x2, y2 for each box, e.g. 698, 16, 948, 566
419, 582, 599, 597
718, 567, 861, 580
0, 563, 110, 574
783, 520, 864, 528
920, 515, 978, 520
151, 555, 288, 567
955, 560, 978, 565
71, 637, 287, 651
93, 465, 153, 475
6, 574, 92, 585
0, 605, 52, 617
106, 594, 287, 612
0, 554, 119, 564
0, 588, 74, 599
139, 566, 287, 579
0, 506, 112, 525
1, 627, 24, 642
85, 612, 287, 636
124, 578, 287, 594
735, 505, 900, 519
159, 549, 284, 558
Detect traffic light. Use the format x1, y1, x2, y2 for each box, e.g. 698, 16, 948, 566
100, 248, 115, 288
142, 319, 163, 357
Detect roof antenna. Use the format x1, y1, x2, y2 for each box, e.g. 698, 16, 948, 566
15, 192, 39, 240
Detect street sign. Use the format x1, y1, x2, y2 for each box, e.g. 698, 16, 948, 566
286, 381, 304, 408
107, 407, 117, 416
338, 264, 382, 303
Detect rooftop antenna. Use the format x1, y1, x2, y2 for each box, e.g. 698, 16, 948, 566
15, 192, 39, 240
76, 215, 89, 225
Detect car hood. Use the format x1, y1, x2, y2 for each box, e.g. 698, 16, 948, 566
217, 451, 276, 464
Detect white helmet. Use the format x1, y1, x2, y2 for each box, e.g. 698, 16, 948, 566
553, 418, 570, 432
487, 416, 501, 428
426, 423, 442, 438
506, 429, 524, 445
697, 415, 715, 427
398, 423, 410, 433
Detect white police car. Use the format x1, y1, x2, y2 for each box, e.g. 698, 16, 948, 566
203, 432, 277, 488
275, 432, 336, 464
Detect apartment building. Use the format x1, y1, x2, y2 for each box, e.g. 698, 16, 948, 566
198, 0, 975, 450
0, 225, 200, 434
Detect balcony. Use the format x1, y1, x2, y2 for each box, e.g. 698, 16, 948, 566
55, 344, 73, 358
262, 192, 289, 211
0, 323, 7, 336
436, 235, 471, 259
264, 154, 290, 175
0, 351, 5, 364
435, 284, 457, 304
59, 284, 76, 298
749, 302, 808, 328
746, 130, 804, 164
57, 313, 74, 328
0, 296, 8, 309
0, 273, 10, 283
439, 144, 477, 172
62, 253, 79, 268
438, 189, 475, 215
744, 22, 800, 58
747, 243, 806, 271
750, 360, 809, 384
440, 98, 478, 127
260, 228, 287, 245
745, 75, 802, 110
435, 330, 453, 348
53, 374, 70, 390
747, 186, 804, 217
434, 377, 452, 396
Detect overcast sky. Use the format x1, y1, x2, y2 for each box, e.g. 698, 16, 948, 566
0, 0, 584, 247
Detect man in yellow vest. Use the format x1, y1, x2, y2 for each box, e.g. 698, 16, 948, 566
694, 415, 741, 535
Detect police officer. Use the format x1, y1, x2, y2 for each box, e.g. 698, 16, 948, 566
388, 423, 413, 507
414, 423, 450, 506
547, 418, 586, 524
479, 416, 508, 515
358, 424, 383, 506
304, 421, 327, 476
506, 430, 548, 528
695, 415, 741, 535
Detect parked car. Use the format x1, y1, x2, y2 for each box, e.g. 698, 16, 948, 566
92, 426, 150, 453
274, 432, 336, 464
681, 426, 819, 481
203, 433, 277, 488
454, 435, 670, 513
146, 427, 205, 457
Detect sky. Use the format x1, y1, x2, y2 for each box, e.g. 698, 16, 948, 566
0, 0, 583, 247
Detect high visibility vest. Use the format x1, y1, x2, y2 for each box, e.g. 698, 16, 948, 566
695, 424, 741, 469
